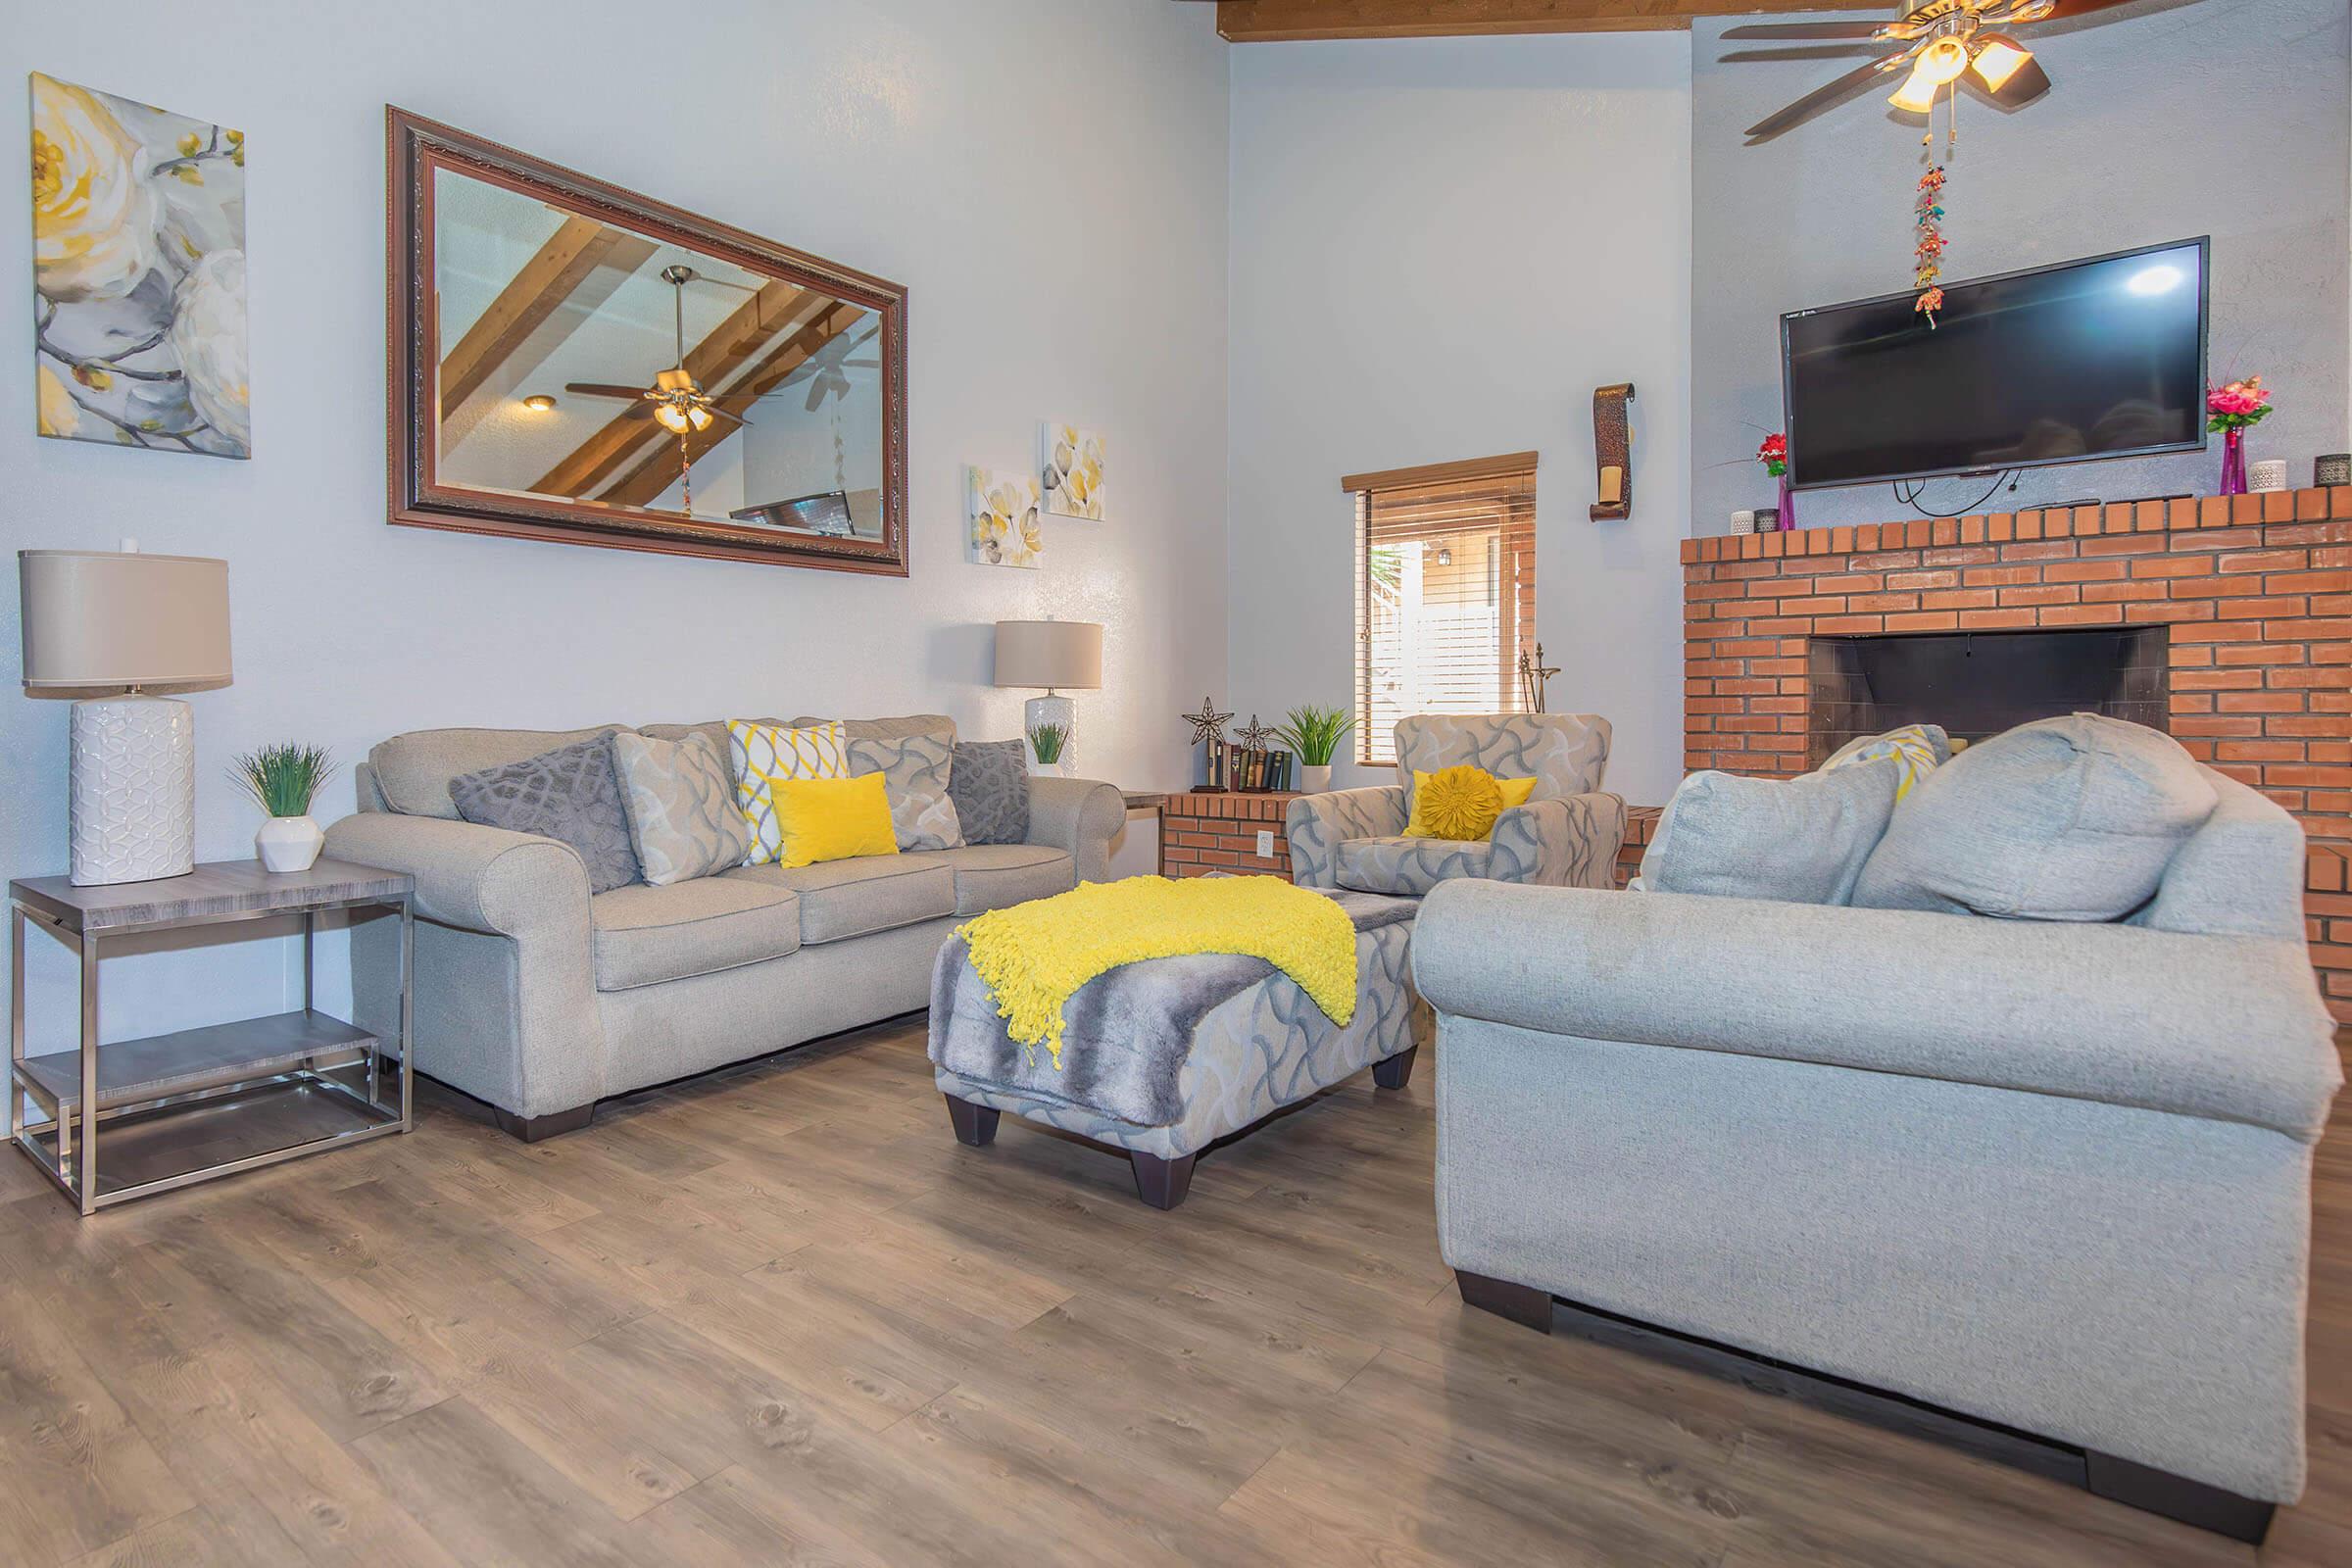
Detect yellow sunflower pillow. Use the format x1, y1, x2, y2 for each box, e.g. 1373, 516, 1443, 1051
1402, 766, 1538, 841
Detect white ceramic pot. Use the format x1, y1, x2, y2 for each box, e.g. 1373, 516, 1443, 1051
255, 814, 323, 874
1299, 763, 1333, 794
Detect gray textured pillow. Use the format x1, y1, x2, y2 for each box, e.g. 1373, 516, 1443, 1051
848, 733, 965, 852
1642, 762, 1899, 906
449, 735, 640, 894
611, 729, 751, 885
1852, 713, 2219, 921
951, 739, 1031, 846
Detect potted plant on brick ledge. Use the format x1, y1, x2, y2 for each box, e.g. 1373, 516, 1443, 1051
1277, 705, 1354, 794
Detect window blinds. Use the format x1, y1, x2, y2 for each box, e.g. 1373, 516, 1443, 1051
1351, 464, 1537, 766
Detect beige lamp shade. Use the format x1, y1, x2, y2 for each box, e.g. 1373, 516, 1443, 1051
995, 619, 1102, 690
20, 550, 232, 690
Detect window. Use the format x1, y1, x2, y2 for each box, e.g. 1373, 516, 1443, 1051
1348, 454, 1537, 765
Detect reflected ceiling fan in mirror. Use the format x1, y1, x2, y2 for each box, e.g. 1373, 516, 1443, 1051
1732, 0, 2146, 145
565, 265, 752, 436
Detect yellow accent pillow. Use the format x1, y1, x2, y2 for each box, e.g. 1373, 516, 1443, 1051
1403, 766, 1538, 841
769, 772, 899, 869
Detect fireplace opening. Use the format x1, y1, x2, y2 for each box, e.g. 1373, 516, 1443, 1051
1806, 626, 2170, 767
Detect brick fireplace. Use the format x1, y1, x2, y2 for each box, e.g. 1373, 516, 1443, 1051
1679, 487, 2352, 1021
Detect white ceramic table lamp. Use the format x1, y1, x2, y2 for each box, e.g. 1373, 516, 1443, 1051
995, 618, 1102, 776
20, 547, 232, 886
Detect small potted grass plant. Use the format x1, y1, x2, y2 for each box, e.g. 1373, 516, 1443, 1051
1276, 705, 1354, 794
231, 743, 336, 873
1026, 721, 1069, 776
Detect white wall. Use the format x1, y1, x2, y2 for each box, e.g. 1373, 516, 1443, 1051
1225, 35, 1694, 806
1, 1, 1229, 1083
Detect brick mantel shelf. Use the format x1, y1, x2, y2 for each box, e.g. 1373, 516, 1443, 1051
1680, 486, 2352, 1020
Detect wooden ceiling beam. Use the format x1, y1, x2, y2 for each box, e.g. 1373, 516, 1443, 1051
1209, 0, 1839, 41
438, 217, 657, 422
596, 300, 872, 510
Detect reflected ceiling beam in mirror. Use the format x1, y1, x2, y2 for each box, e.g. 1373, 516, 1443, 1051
1204, 0, 1828, 39
437, 216, 659, 438
597, 299, 872, 510
530, 279, 826, 500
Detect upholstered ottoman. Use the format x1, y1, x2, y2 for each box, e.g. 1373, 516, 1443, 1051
928, 890, 1425, 1207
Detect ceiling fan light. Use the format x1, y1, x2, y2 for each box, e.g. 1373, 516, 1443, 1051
1887, 60, 1941, 114
1971, 33, 2034, 91
1917, 35, 1970, 86
687, 404, 713, 432
654, 403, 692, 434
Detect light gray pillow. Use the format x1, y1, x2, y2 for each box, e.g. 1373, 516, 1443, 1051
846, 733, 965, 852
1852, 713, 2219, 921
611, 729, 751, 885
951, 740, 1031, 846
1642, 762, 1900, 906
449, 735, 640, 894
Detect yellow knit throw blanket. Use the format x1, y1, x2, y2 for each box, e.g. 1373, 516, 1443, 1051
957, 875, 1359, 1068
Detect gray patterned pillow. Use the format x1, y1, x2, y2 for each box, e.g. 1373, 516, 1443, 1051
450, 736, 640, 894
611, 729, 751, 885
847, 733, 965, 852
950, 740, 1030, 846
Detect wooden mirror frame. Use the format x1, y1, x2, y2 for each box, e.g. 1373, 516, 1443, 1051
386, 108, 909, 574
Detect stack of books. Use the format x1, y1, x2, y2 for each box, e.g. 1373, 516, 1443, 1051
1209, 745, 1293, 793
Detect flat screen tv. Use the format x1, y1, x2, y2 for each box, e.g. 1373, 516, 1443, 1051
1781, 237, 2208, 492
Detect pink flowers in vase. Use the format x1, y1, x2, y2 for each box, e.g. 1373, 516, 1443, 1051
2207, 375, 2272, 431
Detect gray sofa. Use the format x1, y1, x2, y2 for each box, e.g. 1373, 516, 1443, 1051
1415, 759, 2340, 1539
326, 719, 1123, 1139
1286, 713, 1625, 895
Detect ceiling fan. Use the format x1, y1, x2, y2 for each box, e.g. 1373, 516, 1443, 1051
566, 265, 749, 434
1733, 0, 2141, 144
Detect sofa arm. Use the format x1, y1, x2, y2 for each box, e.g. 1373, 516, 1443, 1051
1024, 776, 1124, 883
1285, 786, 1408, 888
323, 811, 590, 936
1491, 792, 1625, 888
1415, 880, 2342, 1140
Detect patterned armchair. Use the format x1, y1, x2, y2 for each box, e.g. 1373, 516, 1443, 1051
1286, 713, 1626, 897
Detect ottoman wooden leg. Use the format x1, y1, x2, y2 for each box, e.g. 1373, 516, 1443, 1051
1130, 1151, 1197, 1209
1457, 1269, 1554, 1333
946, 1096, 1000, 1148
1372, 1045, 1418, 1090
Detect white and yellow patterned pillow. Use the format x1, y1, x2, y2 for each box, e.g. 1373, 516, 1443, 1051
1820, 723, 1949, 802
729, 719, 848, 865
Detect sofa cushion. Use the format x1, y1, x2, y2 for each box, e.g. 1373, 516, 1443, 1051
730, 719, 850, 865
848, 732, 965, 852
904, 844, 1074, 914
450, 735, 641, 895
611, 729, 751, 886
371, 724, 630, 819
1853, 713, 2220, 921
1642, 763, 1899, 906
590, 879, 802, 991
950, 738, 1032, 846
724, 855, 955, 943
1335, 835, 1495, 897
1820, 722, 1950, 802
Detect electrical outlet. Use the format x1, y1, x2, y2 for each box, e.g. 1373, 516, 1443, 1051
1255, 829, 1275, 858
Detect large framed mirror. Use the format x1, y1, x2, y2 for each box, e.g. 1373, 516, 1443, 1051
387, 109, 907, 573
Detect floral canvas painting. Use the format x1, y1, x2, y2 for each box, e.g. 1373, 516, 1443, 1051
968, 465, 1042, 568
31, 73, 247, 458
1039, 421, 1103, 519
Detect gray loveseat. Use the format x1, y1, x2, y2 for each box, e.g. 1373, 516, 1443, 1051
326, 718, 1122, 1139
1415, 749, 2340, 1540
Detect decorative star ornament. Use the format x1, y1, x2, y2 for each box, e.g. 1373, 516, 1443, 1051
1236, 713, 1276, 752
1181, 696, 1232, 749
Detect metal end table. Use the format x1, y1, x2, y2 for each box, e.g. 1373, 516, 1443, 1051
9, 858, 414, 1215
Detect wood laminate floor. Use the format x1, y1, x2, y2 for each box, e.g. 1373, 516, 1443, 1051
2, 1017, 2347, 1566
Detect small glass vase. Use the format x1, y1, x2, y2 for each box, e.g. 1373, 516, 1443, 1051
2218, 427, 2247, 496
1776, 467, 1796, 530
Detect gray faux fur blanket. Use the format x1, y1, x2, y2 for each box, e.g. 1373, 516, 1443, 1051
927, 890, 1416, 1128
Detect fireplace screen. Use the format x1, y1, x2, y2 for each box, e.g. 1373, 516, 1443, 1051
1807, 626, 2169, 767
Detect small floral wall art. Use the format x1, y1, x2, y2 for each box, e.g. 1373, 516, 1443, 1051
968, 465, 1043, 568
31, 73, 247, 458
1039, 421, 1103, 519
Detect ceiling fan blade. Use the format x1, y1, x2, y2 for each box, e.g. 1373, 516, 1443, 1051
564, 382, 654, 399
1988, 52, 2052, 106
2021, 0, 2138, 19
1722, 21, 1892, 39
705, 404, 749, 428
1743, 53, 1910, 143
